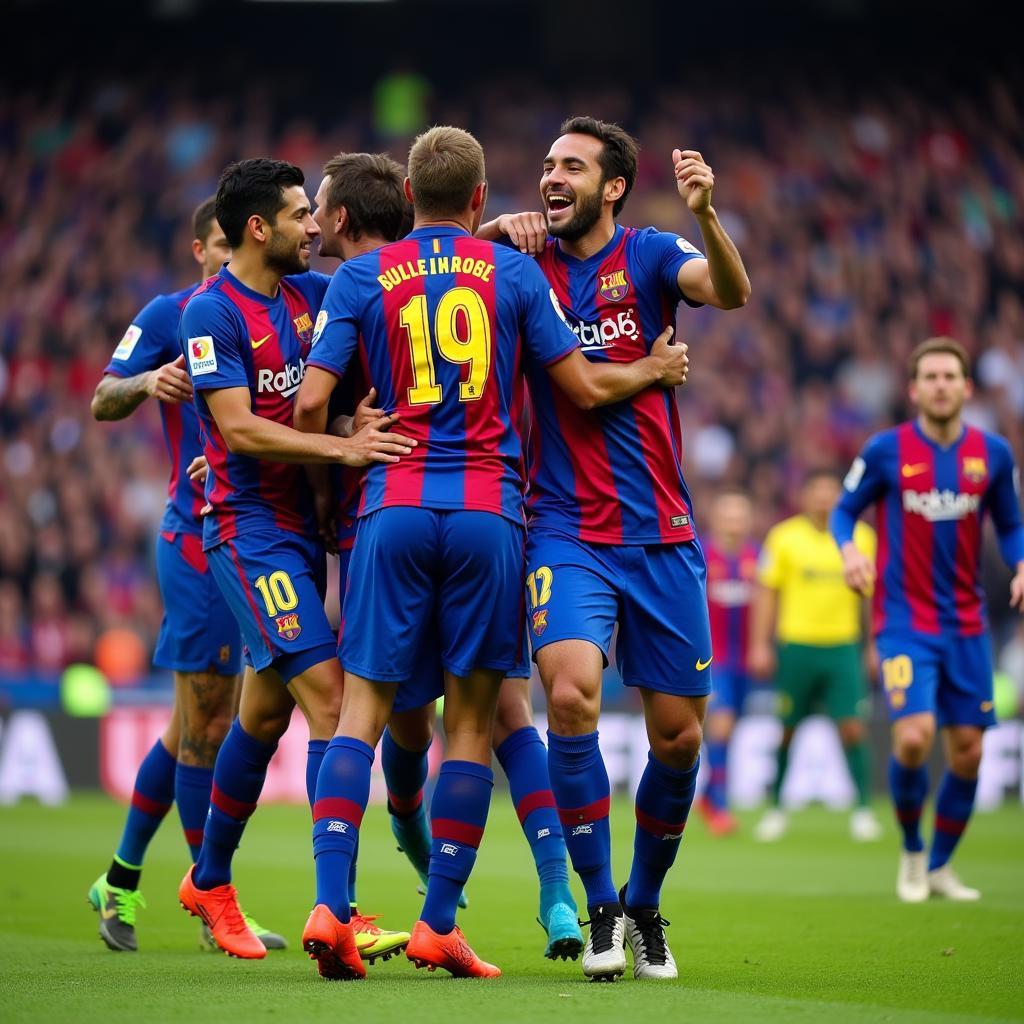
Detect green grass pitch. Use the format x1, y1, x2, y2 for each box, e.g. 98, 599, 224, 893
1, 794, 1021, 1023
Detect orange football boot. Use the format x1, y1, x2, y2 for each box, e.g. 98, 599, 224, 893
302, 904, 367, 980
406, 920, 501, 978
178, 866, 266, 959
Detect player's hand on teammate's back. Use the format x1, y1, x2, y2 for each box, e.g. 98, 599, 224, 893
672, 149, 715, 215
649, 326, 688, 387
354, 387, 387, 432
186, 455, 208, 484
840, 541, 875, 596
147, 354, 193, 404
340, 413, 418, 467
497, 212, 547, 255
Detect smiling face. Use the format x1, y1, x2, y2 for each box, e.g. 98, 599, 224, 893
263, 184, 320, 275
910, 352, 972, 426
540, 132, 618, 242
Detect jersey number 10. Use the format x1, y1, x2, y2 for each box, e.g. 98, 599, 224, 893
401, 287, 492, 406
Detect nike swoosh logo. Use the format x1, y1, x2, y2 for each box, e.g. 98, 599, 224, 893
901, 463, 928, 478
250, 333, 272, 350
99, 903, 119, 920
695, 656, 713, 671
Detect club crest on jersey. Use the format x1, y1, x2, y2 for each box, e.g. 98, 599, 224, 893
532, 609, 548, 636
293, 312, 314, 345
599, 268, 630, 302
962, 456, 987, 483
275, 613, 301, 641
218, 645, 231, 664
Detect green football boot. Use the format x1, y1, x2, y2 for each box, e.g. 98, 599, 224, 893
87, 874, 147, 952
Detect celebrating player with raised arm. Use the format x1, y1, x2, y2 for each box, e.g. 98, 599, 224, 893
832, 337, 1024, 903
87, 200, 285, 954
174, 158, 415, 960
479, 116, 749, 981
292, 125, 686, 981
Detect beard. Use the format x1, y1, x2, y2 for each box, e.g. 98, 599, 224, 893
546, 184, 604, 242
265, 232, 308, 276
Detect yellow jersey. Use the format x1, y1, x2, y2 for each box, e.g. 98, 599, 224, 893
758, 515, 876, 646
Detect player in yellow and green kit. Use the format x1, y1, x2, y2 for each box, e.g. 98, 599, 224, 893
748, 469, 883, 842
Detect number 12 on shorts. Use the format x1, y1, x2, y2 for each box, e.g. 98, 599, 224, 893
527, 566, 553, 637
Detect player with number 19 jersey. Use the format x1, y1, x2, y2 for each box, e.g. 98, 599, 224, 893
307, 226, 578, 685
179, 266, 338, 680
526, 225, 713, 696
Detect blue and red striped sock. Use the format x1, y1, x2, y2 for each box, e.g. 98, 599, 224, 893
192, 719, 276, 891
547, 731, 615, 913
311, 737, 373, 922
112, 739, 176, 882
888, 756, 928, 853
495, 727, 570, 908
382, 727, 429, 821
704, 739, 728, 812
174, 763, 213, 862
625, 753, 698, 909
305, 738, 359, 905
929, 771, 977, 870
422, 760, 493, 934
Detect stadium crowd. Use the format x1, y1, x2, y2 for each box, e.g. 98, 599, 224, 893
2, 70, 1023, 680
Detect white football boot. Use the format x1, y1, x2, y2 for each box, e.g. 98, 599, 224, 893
896, 851, 929, 903
753, 808, 788, 842
928, 864, 981, 901
850, 807, 883, 842
581, 903, 626, 982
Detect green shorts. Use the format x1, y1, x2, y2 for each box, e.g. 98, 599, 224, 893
775, 642, 867, 728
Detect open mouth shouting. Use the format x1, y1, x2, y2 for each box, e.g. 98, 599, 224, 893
545, 190, 575, 225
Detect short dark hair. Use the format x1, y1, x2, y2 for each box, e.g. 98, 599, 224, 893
192, 196, 219, 243
408, 126, 485, 220
215, 158, 305, 249
559, 115, 638, 217
322, 152, 409, 243
908, 336, 971, 379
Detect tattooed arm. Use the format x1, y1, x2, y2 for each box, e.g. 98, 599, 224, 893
91, 355, 193, 421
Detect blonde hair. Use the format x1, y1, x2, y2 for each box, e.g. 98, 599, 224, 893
407, 126, 485, 219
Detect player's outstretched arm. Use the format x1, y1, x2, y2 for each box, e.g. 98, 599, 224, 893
476, 212, 547, 255
546, 326, 687, 409
91, 355, 193, 421
209, 384, 416, 467
672, 149, 750, 310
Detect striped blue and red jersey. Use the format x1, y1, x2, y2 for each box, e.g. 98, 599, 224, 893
178, 266, 331, 549
307, 226, 578, 526
832, 420, 1024, 637
104, 285, 205, 536
705, 541, 759, 671
527, 224, 706, 545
